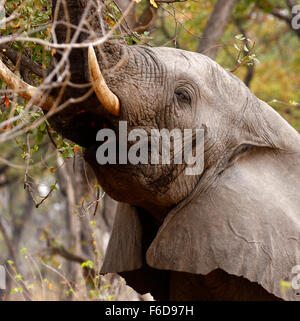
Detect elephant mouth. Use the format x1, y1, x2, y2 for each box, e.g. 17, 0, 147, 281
69, 111, 116, 149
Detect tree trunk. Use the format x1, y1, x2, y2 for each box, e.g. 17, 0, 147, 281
197, 0, 239, 60
115, 0, 137, 30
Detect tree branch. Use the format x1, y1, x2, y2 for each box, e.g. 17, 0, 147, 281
270, 8, 291, 24
134, 4, 157, 33
235, 19, 255, 88
41, 230, 96, 281
0, 44, 44, 77
44, 245, 87, 265
286, 0, 296, 11
258, 3, 300, 40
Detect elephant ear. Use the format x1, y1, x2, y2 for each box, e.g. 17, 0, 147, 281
101, 202, 143, 273
146, 147, 300, 301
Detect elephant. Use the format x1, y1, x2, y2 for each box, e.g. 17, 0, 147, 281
1, 39, 300, 301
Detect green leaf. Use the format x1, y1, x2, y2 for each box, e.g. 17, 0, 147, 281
81, 260, 94, 269
234, 43, 241, 51
15, 274, 23, 282
235, 34, 245, 41
20, 248, 27, 254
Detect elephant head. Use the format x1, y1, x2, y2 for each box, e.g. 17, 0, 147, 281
1, 40, 300, 300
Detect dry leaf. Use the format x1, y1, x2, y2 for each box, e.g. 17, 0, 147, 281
150, 0, 158, 8
2, 96, 10, 107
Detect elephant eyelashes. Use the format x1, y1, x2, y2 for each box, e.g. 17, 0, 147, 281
175, 89, 191, 104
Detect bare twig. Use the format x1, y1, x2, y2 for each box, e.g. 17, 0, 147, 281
41, 230, 96, 280
23, 133, 36, 202
35, 181, 57, 208
235, 19, 255, 87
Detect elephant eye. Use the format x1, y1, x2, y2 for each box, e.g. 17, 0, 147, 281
175, 89, 191, 104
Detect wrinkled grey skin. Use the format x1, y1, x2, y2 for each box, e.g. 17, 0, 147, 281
85, 43, 203, 218
52, 42, 300, 300
85, 42, 299, 215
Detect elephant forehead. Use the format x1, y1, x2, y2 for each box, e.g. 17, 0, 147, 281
148, 46, 238, 93
149, 47, 211, 75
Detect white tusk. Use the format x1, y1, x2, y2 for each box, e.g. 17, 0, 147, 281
88, 45, 120, 116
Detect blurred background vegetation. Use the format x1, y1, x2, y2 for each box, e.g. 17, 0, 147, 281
0, 0, 299, 300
